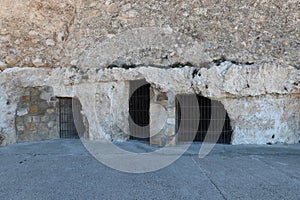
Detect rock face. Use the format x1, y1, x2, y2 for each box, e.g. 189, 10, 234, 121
0, 63, 299, 146
0, 0, 299, 69
0, 1, 299, 146
222, 94, 300, 144
0, 0, 75, 68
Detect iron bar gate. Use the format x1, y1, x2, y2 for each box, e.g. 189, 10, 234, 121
176, 95, 232, 144
59, 98, 80, 139
129, 80, 150, 141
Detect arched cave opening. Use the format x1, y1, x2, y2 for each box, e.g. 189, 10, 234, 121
175, 94, 233, 144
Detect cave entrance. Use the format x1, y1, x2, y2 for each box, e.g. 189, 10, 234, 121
175, 95, 232, 144
129, 79, 150, 141
59, 97, 84, 139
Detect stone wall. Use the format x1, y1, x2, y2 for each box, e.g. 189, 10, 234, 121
150, 90, 176, 146
15, 86, 59, 142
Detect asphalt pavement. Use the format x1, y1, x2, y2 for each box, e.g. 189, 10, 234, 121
0, 139, 299, 200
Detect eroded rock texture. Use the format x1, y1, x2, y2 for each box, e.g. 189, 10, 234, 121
0, 0, 299, 69
0, 0, 75, 68
0, 63, 299, 145
0, 0, 299, 146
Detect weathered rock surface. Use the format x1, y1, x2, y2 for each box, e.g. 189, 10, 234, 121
222, 94, 300, 144
78, 27, 211, 68
0, 62, 299, 146
192, 62, 300, 98
0, 0, 299, 146
0, 0, 75, 68
0, 0, 299, 69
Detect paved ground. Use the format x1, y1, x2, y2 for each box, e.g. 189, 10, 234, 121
0, 139, 299, 200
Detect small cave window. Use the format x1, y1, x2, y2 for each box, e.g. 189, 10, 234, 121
59, 97, 84, 139
129, 79, 150, 141
175, 94, 233, 144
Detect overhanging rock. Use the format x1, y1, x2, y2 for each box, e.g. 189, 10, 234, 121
0, 62, 299, 146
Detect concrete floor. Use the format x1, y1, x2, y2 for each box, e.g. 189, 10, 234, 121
0, 139, 299, 200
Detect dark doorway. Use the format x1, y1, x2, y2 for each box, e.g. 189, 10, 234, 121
176, 95, 232, 144
59, 98, 80, 139
129, 79, 150, 141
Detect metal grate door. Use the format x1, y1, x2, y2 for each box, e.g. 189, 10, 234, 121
129, 80, 150, 141
176, 95, 232, 144
59, 98, 79, 139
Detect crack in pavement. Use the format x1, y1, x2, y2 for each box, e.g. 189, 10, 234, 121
191, 157, 227, 200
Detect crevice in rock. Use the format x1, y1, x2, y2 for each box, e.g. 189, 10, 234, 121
212, 56, 254, 66
104, 58, 257, 70
106, 62, 195, 70
168, 62, 193, 68
192, 68, 200, 78
107, 64, 138, 69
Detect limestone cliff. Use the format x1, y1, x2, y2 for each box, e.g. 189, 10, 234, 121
0, 0, 299, 69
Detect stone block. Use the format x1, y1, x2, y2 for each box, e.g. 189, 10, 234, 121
40, 91, 51, 100
20, 101, 30, 108
46, 108, 55, 114
17, 131, 25, 142
165, 125, 175, 137
41, 115, 49, 122
49, 127, 59, 138
16, 108, 29, 116
25, 123, 36, 131
37, 102, 49, 114
15, 116, 23, 126
23, 116, 32, 123
22, 131, 36, 142
47, 121, 55, 127
49, 113, 58, 121
32, 116, 40, 123
29, 105, 38, 114
30, 88, 41, 97
21, 95, 30, 101
38, 123, 49, 133
16, 125, 25, 131
38, 132, 50, 140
